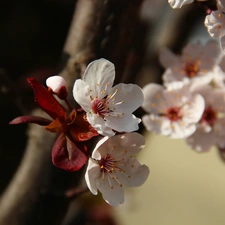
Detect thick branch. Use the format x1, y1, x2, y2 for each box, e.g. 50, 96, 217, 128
0, 110, 59, 224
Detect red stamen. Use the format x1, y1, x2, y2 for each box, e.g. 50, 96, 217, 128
200, 106, 217, 126
183, 61, 199, 78
166, 107, 182, 121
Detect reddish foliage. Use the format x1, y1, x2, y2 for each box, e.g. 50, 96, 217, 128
9, 115, 51, 126
52, 133, 88, 171
10, 78, 99, 172
27, 78, 67, 119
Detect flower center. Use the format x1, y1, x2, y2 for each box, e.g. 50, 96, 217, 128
166, 107, 182, 121
99, 154, 118, 174
200, 106, 217, 126
182, 61, 199, 78
91, 99, 110, 117
89, 85, 125, 118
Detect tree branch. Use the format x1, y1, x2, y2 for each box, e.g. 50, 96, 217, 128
0, 0, 146, 224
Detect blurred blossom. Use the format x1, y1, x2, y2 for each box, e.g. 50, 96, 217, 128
142, 82, 205, 139
186, 84, 225, 151
159, 41, 221, 86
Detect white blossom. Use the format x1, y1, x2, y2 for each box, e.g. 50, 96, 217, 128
73, 58, 144, 136
168, 0, 194, 8
186, 84, 225, 151
85, 132, 149, 207
159, 41, 221, 86
142, 82, 205, 139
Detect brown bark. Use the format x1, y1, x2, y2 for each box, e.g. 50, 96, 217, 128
0, 0, 145, 224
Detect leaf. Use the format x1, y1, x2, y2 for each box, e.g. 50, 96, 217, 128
45, 117, 66, 133
9, 115, 51, 126
69, 112, 99, 142
27, 78, 67, 119
52, 133, 88, 172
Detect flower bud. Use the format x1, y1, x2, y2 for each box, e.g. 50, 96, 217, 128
46, 76, 67, 99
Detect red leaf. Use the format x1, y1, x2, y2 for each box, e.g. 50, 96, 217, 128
69, 112, 99, 142
27, 78, 67, 119
52, 133, 88, 172
9, 115, 51, 126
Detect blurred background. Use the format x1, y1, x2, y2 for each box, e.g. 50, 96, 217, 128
1, 0, 225, 224
114, 132, 225, 225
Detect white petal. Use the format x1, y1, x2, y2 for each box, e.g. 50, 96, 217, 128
205, 11, 225, 38
159, 47, 179, 68
168, 0, 194, 8
209, 89, 225, 112
182, 94, 205, 123
46, 76, 66, 93
182, 41, 204, 61
192, 84, 225, 111
108, 83, 144, 112
169, 121, 196, 139
186, 127, 217, 152
200, 40, 221, 69
73, 79, 92, 112
91, 136, 109, 160
93, 132, 145, 158
106, 114, 141, 133
96, 174, 125, 206
118, 158, 149, 187
162, 68, 189, 85
85, 158, 101, 195
83, 58, 115, 97
142, 83, 166, 114
189, 71, 214, 88
212, 65, 225, 88
164, 82, 191, 108
142, 114, 172, 136
87, 113, 115, 136
114, 132, 145, 155
109, 132, 145, 155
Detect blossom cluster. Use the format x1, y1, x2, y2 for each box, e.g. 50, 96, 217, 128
141, 39, 225, 152
10, 58, 149, 206
168, 0, 225, 53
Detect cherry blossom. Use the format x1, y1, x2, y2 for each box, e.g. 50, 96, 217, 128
46, 75, 68, 99
141, 82, 205, 139
85, 132, 149, 206
159, 41, 221, 86
204, 1, 225, 52
73, 58, 144, 136
168, 0, 194, 9
186, 84, 225, 152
